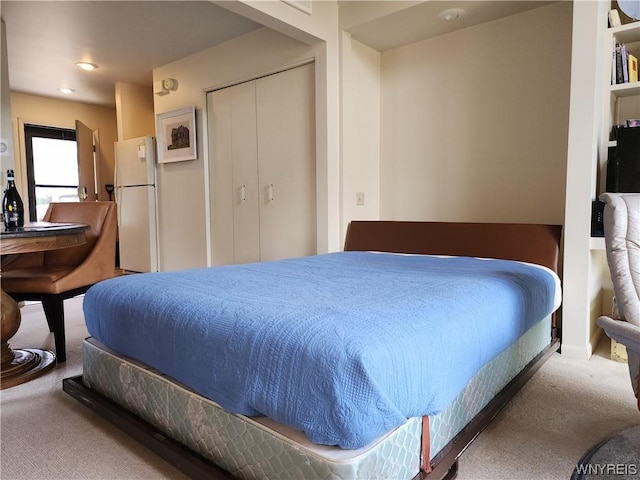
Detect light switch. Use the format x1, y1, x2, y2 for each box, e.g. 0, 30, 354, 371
356, 192, 365, 206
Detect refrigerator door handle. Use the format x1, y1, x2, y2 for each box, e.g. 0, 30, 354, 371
114, 153, 119, 188
115, 187, 122, 227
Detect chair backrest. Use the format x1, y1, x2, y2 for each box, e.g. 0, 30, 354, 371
600, 193, 640, 327
42, 201, 116, 268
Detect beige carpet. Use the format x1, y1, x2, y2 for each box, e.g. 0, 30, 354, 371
1, 297, 638, 480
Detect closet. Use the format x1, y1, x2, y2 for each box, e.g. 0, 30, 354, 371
207, 63, 316, 266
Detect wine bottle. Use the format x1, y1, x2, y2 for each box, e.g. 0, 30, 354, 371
3, 169, 25, 228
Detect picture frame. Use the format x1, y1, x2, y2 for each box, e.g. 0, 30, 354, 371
156, 106, 197, 163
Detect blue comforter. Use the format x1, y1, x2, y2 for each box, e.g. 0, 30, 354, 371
83, 251, 559, 449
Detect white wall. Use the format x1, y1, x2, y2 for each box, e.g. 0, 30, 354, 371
153, 28, 320, 271
379, 2, 572, 226
1, 19, 14, 188
340, 33, 381, 239
114, 82, 154, 141
562, 0, 612, 359
153, 1, 576, 283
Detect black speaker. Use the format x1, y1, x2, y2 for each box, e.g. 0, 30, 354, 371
607, 127, 640, 192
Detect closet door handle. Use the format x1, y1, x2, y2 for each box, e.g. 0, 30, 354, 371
240, 184, 247, 203
268, 183, 275, 202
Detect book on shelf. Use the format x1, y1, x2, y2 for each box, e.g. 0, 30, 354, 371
622, 43, 629, 83
613, 41, 639, 85
612, 39, 618, 85
630, 53, 638, 83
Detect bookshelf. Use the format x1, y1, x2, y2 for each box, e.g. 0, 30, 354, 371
609, 82, 640, 97
563, 2, 638, 359
612, 20, 640, 44
604, 21, 639, 134
594, 18, 640, 236
586, 15, 639, 359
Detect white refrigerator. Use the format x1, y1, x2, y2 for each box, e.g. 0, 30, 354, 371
114, 136, 159, 273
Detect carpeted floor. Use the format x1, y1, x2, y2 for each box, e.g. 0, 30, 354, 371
454, 341, 639, 479
1, 297, 638, 479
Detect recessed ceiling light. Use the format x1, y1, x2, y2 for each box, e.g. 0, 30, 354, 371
58, 87, 74, 94
76, 62, 98, 71
438, 8, 465, 21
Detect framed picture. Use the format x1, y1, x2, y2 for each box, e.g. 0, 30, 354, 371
156, 106, 197, 163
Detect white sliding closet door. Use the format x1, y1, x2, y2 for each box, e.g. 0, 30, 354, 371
208, 86, 235, 266
256, 64, 316, 262
207, 63, 316, 266
207, 81, 260, 265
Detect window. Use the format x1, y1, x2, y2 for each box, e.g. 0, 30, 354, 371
24, 125, 78, 221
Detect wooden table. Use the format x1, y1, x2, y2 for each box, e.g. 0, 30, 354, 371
1, 222, 88, 389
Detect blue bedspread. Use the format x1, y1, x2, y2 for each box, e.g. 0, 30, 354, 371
83, 251, 559, 449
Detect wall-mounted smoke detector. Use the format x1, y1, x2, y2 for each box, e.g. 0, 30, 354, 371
438, 8, 465, 21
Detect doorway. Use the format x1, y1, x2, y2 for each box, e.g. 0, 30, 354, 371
24, 124, 78, 221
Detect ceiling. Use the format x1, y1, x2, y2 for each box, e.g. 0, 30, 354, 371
2, 1, 557, 108
346, 1, 557, 52
1, 1, 262, 106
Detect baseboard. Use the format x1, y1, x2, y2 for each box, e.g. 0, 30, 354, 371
590, 328, 605, 355
559, 342, 594, 360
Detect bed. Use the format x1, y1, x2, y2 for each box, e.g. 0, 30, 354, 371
64, 220, 562, 480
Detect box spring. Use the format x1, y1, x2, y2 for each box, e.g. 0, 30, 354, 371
80, 318, 551, 480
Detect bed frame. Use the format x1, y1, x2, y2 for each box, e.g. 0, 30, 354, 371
64, 221, 562, 480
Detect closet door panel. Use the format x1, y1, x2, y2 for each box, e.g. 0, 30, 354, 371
207, 82, 260, 266
256, 63, 316, 262
207, 88, 235, 266
230, 81, 260, 264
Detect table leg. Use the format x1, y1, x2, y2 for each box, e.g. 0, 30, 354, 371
1, 289, 56, 389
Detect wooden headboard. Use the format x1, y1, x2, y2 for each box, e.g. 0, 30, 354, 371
344, 221, 563, 274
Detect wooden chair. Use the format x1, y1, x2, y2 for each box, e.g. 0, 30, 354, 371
1, 201, 117, 362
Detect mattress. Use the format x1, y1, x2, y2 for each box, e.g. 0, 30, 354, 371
83, 251, 560, 449
81, 318, 551, 480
